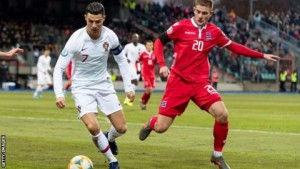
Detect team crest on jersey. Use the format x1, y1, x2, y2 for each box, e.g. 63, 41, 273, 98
206, 32, 212, 40
103, 42, 109, 51
61, 48, 68, 57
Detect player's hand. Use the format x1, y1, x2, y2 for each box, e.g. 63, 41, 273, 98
263, 54, 280, 62
126, 91, 135, 102
56, 97, 66, 109
159, 66, 170, 77
8, 48, 24, 57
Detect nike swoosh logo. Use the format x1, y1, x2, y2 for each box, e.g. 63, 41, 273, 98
81, 48, 88, 51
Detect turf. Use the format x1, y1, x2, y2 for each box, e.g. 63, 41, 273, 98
0, 91, 299, 169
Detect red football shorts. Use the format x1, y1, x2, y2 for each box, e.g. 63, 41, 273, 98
143, 75, 155, 89
158, 74, 222, 118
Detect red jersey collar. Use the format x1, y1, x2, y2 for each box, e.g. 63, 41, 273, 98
191, 17, 208, 30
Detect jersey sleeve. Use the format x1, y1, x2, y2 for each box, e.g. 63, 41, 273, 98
53, 33, 78, 98
165, 22, 181, 40
110, 32, 134, 93
216, 28, 232, 48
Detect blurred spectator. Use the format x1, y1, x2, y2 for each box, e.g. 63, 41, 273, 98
290, 69, 298, 92
0, 60, 8, 89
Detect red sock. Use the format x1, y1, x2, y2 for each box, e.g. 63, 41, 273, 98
141, 92, 151, 104
149, 116, 158, 130
213, 120, 229, 152
65, 83, 71, 90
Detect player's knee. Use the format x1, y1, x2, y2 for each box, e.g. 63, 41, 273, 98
115, 124, 127, 134
86, 124, 100, 136
215, 110, 228, 124
154, 124, 169, 133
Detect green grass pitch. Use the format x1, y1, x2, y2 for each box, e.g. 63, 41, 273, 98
0, 91, 299, 169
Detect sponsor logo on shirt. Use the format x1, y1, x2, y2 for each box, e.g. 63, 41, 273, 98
81, 47, 88, 51
185, 31, 196, 35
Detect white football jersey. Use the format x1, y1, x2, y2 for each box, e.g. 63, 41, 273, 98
124, 43, 145, 66
53, 26, 133, 98
37, 55, 51, 74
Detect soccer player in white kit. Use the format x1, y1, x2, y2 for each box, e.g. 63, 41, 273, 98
123, 33, 146, 106
33, 49, 52, 99
53, 2, 135, 169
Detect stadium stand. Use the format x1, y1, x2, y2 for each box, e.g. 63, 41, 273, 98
0, 0, 299, 91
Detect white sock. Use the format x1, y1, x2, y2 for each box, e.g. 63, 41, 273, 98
35, 85, 43, 93
92, 131, 117, 162
213, 150, 223, 157
108, 126, 122, 142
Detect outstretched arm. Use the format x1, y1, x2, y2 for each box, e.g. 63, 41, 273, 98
154, 33, 172, 77
0, 48, 24, 59
226, 42, 279, 61
262, 54, 280, 62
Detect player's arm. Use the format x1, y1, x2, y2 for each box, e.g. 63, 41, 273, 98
0, 48, 24, 59
154, 33, 171, 77
53, 48, 73, 108
226, 42, 278, 61
112, 44, 135, 102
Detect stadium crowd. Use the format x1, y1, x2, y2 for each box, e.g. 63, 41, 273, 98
0, 0, 298, 88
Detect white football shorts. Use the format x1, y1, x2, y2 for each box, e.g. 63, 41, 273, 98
129, 64, 139, 80
72, 91, 122, 118
37, 73, 52, 85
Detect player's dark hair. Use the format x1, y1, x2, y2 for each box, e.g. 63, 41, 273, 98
194, 0, 213, 9
85, 2, 105, 15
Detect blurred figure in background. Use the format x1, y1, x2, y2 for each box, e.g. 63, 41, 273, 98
123, 33, 146, 106
0, 60, 8, 89
139, 40, 157, 110
290, 69, 298, 92
279, 69, 287, 92
33, 49, 52, 99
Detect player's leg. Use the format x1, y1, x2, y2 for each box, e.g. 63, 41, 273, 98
33, 74, 44, 98
140, 87, 152, 110
97, 92, 126, 156
81, 113, 118, 164
124, 69, 137, 106
74, 93, 118, 167
139, 74, 189, 140
139, 114, 174, 141
208, 101, 230, 169
192, 83, 230, 169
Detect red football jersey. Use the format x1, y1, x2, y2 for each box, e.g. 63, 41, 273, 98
165, 18, 231, 83
139, 51, 156, 78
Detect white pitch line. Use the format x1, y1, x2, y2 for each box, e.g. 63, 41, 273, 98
1, 116, 300, 136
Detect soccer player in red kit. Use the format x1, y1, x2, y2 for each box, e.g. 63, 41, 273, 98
139, 0, 279, 168
139, 40, 156, 110
65, 61, 72, 90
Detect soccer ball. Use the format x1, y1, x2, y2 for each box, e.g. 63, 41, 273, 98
68, 155, 93, 169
